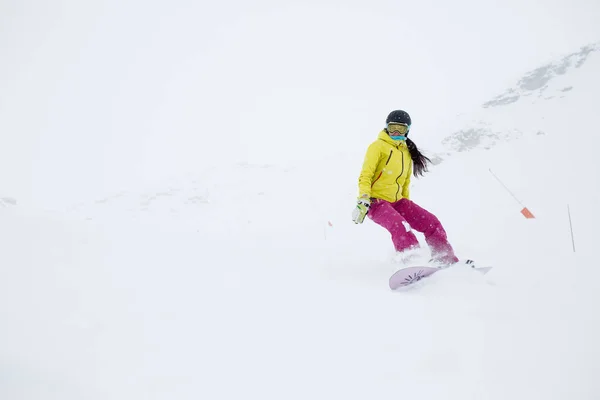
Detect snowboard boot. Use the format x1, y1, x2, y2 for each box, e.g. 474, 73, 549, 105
429, 258, 477, 268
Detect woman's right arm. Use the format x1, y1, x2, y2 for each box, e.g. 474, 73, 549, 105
358, 142, 381, 198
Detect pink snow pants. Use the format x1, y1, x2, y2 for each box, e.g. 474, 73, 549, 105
368, 198, 458, 264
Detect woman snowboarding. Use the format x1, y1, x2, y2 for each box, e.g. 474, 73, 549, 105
352, 110, 459, 265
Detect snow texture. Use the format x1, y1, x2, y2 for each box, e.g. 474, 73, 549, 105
1, 4, 600, 400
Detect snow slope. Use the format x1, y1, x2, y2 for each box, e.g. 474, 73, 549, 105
2, 42, 600, 399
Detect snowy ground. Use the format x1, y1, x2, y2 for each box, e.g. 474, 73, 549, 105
2, 4, 600, 399
2, 90, 600, 399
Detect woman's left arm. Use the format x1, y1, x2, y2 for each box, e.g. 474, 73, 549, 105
402, 161, 412, 199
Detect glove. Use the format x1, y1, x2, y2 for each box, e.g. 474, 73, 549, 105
352, 195, 371, 224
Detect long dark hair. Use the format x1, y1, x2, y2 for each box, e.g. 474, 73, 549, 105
406, 138, 431, 177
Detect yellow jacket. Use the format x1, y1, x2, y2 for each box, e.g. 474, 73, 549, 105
358, 130, 413, 202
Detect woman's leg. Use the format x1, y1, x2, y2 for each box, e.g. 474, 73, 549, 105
368, 199, 420, 253
393, 199, 459, 264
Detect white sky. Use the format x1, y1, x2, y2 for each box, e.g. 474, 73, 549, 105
1, 0, 599, 205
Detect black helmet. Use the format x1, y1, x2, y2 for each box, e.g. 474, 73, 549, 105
386, 110, 411, 125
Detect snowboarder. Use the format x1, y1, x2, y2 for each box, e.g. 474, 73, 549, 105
352, 110, 459, 265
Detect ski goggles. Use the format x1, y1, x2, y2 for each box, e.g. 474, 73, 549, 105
386, 123, 410, 135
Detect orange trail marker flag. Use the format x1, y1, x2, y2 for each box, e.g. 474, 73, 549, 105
489, 169, 536, 219
521, 207, 535, 219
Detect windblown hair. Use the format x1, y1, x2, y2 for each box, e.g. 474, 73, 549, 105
406, 138, 431, 177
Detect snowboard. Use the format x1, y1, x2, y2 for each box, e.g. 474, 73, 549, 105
389, 264, 493, 290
